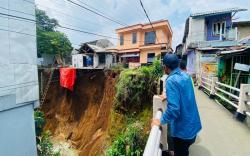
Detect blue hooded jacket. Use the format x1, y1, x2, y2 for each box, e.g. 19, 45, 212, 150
160, 68, 202, 139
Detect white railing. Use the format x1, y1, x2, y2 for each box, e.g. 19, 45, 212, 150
200, 76, 212, 93
245, 91, 250, 117
198, 74, 250, 118
143, 109, 163, 156
143, 96, 168, 156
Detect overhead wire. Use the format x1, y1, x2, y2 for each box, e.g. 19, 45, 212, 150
65, 0, 128, 26
0, 11, 166, 45
36, 3, 115, 33
138, 0, 160, 44
74, 0, 127, 26
0, 6, 34, 16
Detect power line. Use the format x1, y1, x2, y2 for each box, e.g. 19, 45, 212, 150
58, 25, 118, 40
65, 0, 128, 26
0, 12, 36, 22
75, 0, 127, 26
0, 6, 34, 16
0, 11, 166, 44
36, 3, 115, 32
23, 0, 35, 5
138, 0, 160, 44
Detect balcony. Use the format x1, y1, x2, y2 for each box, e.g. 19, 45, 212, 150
187, 28, 238, 48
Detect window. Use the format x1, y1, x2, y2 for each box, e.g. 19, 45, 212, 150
145, 31, 156, 45
147, 53, 155, 63
120, 35, 124, 45
132, 32, 137, 44
213, 21, 226, 35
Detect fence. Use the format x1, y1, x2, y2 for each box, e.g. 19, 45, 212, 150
198, 74, 250, 118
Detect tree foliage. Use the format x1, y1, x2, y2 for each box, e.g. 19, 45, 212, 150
36, 8, 72, 57
114, 59, 163, 112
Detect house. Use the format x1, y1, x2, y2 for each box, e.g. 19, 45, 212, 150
217, 46, 250, 87
233, 21, 250, 40
182, 8, 247, 77
38, 53, 63, 67
0, 0, 38, 155
72, 39, 116, 69
111, 20, 173, 66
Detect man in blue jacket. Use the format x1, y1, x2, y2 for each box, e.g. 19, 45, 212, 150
152, 54, 202, 156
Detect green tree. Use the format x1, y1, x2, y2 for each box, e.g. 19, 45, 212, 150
36, 9, 72, 57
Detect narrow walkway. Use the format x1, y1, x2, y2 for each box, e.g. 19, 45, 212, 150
190, 88, 250, 156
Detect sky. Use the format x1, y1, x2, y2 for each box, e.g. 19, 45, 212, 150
36, 0, 250, 49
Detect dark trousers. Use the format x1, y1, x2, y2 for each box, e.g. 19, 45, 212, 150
172, 136, 196, 156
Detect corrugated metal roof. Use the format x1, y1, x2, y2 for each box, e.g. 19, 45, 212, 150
218, 46, 250, 55
191, 8, 247, 18
87, 44, 106, 53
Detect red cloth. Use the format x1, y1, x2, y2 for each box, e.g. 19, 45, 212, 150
60, 68, 76, 91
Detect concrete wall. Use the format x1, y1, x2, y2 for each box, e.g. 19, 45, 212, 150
140, 48, 161, 64
105, 54, 113, 68
93, 53, 99, 68
0, 0, 38, 155
237, 26, 250, 40
72, 54, 84, 68
0, 104, 37, 156
187, 17, 205, 44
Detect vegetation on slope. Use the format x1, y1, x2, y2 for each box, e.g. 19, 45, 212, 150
106, 60, 163, 156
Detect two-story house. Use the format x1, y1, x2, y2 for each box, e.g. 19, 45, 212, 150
112, 20, 172, 65
182, 8, 247, 77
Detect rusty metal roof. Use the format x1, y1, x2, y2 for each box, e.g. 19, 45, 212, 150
191, 8, 247, 18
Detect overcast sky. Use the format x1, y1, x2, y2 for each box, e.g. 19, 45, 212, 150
36, 0, 250, 49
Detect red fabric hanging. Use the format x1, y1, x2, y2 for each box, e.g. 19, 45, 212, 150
60, 68, 76, 91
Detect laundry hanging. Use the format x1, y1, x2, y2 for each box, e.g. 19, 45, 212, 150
60, 68, 76, 91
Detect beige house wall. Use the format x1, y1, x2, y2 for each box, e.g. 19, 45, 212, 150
140, 48, 161, 64
115, 20, 173, 64
237, 26, 250, 40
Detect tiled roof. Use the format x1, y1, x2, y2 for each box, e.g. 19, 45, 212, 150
191, 8, 247, 18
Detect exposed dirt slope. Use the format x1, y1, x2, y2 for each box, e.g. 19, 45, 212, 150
42, 70, 115, 156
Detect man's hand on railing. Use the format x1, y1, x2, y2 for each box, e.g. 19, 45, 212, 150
158, 94, 167, 101
151, 119, 161, 127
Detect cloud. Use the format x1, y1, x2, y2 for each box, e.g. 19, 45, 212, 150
35, 0, 250, 49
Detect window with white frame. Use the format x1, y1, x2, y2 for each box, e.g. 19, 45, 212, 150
213, 21, 226, 36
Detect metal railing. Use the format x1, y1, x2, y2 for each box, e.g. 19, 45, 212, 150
143, 109, 163, 156
245, 92, 250, 117
199, 74, 250, 119
201, 76, 212, 92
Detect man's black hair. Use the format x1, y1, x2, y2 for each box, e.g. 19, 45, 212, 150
163, 54, 179, 70
179, 60, 187, 70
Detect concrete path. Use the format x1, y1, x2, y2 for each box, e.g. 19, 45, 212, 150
190, 88, 250, 156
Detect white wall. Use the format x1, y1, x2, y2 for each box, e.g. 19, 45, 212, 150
0, 0, 38, 155
105, 54, 113, 68
72, 54, 84, 68
93, 53, 99, 68
0, 0, 39, 106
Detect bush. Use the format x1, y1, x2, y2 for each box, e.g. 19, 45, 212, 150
37, 131, 60, 156
114, 59, 162, 112
105, 122, 146, 156
35, 110, 46, 137
35, 110, 60, 156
